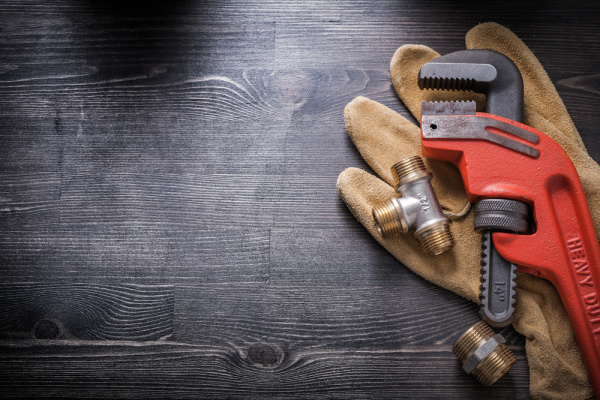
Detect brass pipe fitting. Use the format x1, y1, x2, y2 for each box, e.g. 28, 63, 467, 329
452, 321, 516, 385
372, 156, 454, 256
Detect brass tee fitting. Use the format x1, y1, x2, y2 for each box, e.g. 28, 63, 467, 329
452, 321, 516, 385
372, 156, 454, 256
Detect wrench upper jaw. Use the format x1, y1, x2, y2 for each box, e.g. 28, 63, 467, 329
418, 62, 497, 92
417, 49, 524, 122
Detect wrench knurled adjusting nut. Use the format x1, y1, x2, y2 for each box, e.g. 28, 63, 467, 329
452, 321, 516, 386
372, 156, 454, 256
473, 199, 529, 233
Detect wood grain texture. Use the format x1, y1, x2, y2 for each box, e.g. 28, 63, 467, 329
0, 0, 598, 398
0, 284, 174, 340
0, 342, 529, 399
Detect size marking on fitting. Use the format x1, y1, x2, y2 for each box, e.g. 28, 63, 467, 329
417, 194, 430, 211
568, 238, 600, 334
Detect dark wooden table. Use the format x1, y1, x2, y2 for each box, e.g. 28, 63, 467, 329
1, 1, 598, 398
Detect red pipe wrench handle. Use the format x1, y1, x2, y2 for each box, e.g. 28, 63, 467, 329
421, 111, 600, 395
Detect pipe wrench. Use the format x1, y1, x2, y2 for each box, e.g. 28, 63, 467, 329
418, 49, 600, 395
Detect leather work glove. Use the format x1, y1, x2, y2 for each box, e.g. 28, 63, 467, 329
337, 22, 600, 400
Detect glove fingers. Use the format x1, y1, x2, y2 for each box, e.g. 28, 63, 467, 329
337, 167, 482, 301
390, 44, 485, 121
337, 167, 398, 238
345, 96, 421, 185
465, 22, 587, 153
344, 96, 470, 215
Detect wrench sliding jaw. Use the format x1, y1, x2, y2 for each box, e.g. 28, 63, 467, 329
420, 105, 600, 396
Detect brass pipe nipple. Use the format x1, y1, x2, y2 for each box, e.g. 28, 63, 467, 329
390, 155, 430, 190
372, 199, 404, 238
452, 321, 516, 386
417, 221, 454, 256
372, 156, 454, 256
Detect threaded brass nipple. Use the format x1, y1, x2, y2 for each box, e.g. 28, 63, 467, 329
372, 198, 404, 238
417, 222, 454, 256
391, 156, 430, 190
452, 321, 516, 386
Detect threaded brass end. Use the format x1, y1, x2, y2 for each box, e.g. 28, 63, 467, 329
391, 156, 426, 181
391, 156, 430, 189
473, 345, 516, 386
372, 199, 403, 238
453, 322, 493, 361
417, 223, 454, 256
452, 322, 516, 386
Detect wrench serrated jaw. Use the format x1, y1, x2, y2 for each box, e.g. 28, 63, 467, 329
421, 101, 476, 116
419, 76, 475, 91
417, 49, 523, 121
418, 62, 497, 91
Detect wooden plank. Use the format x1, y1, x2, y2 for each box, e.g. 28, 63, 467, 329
0, 226, 270, 283
172, 283, 524, 350
0, 341, 529, 399
0, 284, 174, 341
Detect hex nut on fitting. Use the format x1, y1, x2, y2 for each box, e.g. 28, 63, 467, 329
372, 156, 454, 256
452, 321, 516, 386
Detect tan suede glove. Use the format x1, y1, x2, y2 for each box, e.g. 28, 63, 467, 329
337, 22, 600, 400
